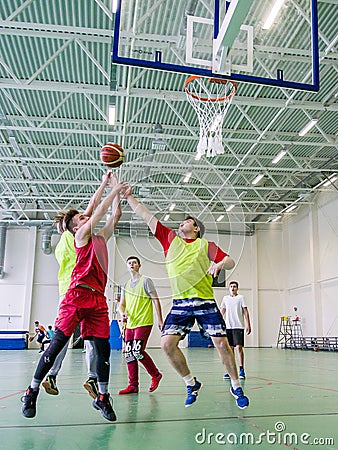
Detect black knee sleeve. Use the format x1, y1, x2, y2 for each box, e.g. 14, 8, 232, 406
34, 329, 70, 382
93, 337, 110, 382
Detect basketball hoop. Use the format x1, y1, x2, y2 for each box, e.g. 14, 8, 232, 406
184, 76, 237, 158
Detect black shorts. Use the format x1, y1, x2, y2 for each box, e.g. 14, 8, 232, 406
226, 328, 244, 347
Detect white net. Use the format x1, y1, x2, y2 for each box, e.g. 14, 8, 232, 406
184, 76, 237, 158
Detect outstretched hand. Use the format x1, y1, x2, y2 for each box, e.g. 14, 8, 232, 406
123, 184, 132, 198
108, 172, 118, 187
102, 171, 112, 184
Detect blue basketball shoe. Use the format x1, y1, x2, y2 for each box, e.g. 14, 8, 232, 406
185, 378, 203, 407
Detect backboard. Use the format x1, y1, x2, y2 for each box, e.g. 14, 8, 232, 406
112, 0, 319, 91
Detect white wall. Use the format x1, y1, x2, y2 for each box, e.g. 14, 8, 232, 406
1, 190, 338, 347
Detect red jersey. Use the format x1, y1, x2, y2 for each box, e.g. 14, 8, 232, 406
154, 221, 227, 262
69, 234, 108, 295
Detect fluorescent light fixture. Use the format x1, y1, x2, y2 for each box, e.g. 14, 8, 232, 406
262, 0, 286, 30
271, 215, 282, 222
252, 173, 264, 185
272, 150, 286, 164
216, 215, 224, 222
9, 136, 21, 154
226, 204, 235, 212
183, 172, 192, 183
285, 204, 297, 213
164, 214, 170, 221
22, 164, 31, 178
139, 186, 151, 197
108, 103, 116, 125
194, 152, 202, 161
323, 175, 337, 187
238, 191, 247, 198
299, 118, 318, 137
169, 203, 176, 212
111, 0, 118, 13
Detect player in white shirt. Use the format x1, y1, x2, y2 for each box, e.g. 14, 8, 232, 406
220, 281, 251, 379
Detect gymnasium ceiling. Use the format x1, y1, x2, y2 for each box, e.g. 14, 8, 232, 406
0, 0, 337, 236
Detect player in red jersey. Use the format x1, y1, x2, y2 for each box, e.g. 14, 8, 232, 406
21, 174, 126, 422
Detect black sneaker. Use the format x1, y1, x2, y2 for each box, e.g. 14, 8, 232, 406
42, 376, 59, 395
21, 386, 39, 418
83, 378, 98, 399
92, 393, 117, 421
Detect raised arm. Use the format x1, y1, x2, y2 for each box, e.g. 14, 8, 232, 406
83, 172, 111, 217
98, 176, 122, 241
75, 179, 126, 246
124, 185, 158, 234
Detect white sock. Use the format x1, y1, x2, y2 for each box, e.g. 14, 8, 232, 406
183, 374, 195, 386
231, 379, 240, 390
98, 382, 108, 394
30, 379, 40, 390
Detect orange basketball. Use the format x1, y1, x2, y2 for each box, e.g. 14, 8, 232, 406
100, 143, 125, 168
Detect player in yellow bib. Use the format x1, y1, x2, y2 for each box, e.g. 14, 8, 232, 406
124, 186, 249, 410
118, 256, 163, 394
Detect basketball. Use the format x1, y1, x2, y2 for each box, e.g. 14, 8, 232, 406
100, 143, 125, 168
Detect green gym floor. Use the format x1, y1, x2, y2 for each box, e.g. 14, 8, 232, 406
0, 347, 337, 450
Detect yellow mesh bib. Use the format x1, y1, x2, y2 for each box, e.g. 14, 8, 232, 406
166, 236, 214, 299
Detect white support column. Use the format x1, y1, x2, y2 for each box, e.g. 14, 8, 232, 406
309, 204, 323, 336
251, 232, 259, 347
22, 227, 37, 330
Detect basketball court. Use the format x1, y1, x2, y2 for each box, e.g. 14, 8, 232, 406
0, 0, 338, 449
1, 348, 337, 449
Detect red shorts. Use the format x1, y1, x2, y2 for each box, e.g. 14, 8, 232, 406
54, 287, 109, 339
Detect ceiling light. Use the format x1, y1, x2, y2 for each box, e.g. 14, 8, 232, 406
183, 172, 192, 183
272, 150, 286, 164
108, 101, 116, 125
262, 0, 286, 30
285, 204, 297, 213
111, 0, 118, 13
226, 204, 235, 212
271, 215, 282, 222
216, 215, 224, 222
299, 119, 318, 137
252, 173, 264, 185
9, 136, 21, 154
164, 214, 170, 221
21, 164, 31, 179
194, 152, 202, 161
139, 186, 151, 197
169, 203, 176, 212
323, 175, 337, 187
